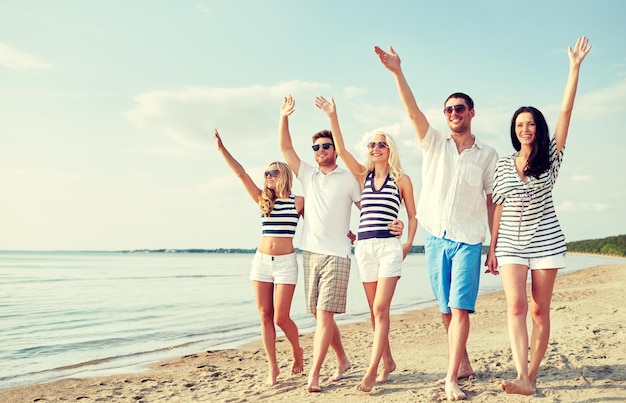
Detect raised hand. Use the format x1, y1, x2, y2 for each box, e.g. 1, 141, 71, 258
374, 45, 401, 73
280, 95, 296, 117
213, 128, 224, 150
568, 36, 592, 66
314, 96, 336, 117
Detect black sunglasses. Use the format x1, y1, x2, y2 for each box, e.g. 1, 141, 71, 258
264, 169, 280, 178
312, 143, 333, 151
443, 104, 467, 115
367, 141, 388, 149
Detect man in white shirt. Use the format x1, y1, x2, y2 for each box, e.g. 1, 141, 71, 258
279, 95, 359, 393
375, 45, 498, 401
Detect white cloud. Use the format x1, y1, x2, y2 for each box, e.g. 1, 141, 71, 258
195, 3, 212, 15
0, 42, 52, 71
126, 81, 331, 148
571, 175, 593, 182
142, 147, 187, 158
342, 86, 368, 99
557, 201, 608, 213
574, 78, 626, 121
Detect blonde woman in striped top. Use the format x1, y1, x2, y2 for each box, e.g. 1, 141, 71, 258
315, 96, 417, 393
214, 128, 304, 387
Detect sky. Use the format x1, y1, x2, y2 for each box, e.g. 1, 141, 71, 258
1, 1, 625, 251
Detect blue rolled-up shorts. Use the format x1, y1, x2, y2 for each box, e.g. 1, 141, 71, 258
424, 231, 482, 313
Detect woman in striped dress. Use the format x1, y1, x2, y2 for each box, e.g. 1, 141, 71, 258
485, 37, 591, 396
214, 128, 304, 386
315, 96, 417, 393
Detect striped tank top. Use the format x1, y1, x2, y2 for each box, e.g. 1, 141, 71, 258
261, 196, 299, 238
358, 172, 401, 240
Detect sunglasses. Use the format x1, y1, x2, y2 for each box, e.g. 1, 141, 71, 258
443, 104, 467, 115
367, 141, 388, 149
312, 143, 333, 152
264, 169, 280, 178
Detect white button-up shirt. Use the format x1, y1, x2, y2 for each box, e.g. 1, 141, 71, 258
416, 126, 498, 245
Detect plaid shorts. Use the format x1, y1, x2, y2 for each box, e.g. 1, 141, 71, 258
302, 250, 351, 314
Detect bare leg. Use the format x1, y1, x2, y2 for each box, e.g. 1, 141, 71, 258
527, 269, 558, 390
253, 281, 279, 386
307, 310, 347, 392
500, 264, 535, 395
328, 319, 351, 381
362, 281, 397, 384
443, 308, 470, 400
437, 313, 473, 384
274, 284, 304, 375
356, 277, 398, 392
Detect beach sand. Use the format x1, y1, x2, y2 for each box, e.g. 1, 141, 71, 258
2, 263, 624, 402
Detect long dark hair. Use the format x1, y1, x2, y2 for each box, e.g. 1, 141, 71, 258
510, 106, 550, 178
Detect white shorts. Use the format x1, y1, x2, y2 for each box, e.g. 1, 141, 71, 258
355, 237, 403, 282
250, 251, 298, 284
498, 253, 566, 270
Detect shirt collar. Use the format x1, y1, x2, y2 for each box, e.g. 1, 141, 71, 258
445, 132, 484, 150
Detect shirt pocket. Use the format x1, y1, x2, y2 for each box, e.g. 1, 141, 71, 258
463, 163, 482, 187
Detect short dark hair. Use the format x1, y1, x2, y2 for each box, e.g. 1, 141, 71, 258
312, 129, 334, 145
445, 92, 474, 109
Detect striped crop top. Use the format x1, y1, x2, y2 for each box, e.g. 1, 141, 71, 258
358, 172, 401, 240
261, 196, 299, 238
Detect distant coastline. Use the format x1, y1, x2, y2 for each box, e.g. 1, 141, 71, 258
4, 234, 623, 257
120, 245, 428, 254
121, 233, 626, 257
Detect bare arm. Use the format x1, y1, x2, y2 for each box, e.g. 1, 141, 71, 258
314, 96, 367, 183
213, 128, 262, 202
295, 195, 304, 218
374, 45, 430, 142
485, 197, 501, 275
555, 36, 592, 154
278, 95, 301, 175
398, 175, 418, 259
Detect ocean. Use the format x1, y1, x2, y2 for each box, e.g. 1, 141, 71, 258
0, 251, 621, 390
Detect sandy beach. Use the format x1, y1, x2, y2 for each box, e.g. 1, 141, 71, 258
2, 263, 624, 402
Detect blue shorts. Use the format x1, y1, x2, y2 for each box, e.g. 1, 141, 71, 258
424, 231, 482, 314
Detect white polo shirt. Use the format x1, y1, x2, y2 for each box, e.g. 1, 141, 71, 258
416, 126, 498, 245
297, 161, 361, 258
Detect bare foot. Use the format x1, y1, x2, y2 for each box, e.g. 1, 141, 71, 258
501, 378, 535, 395
355, 374, 376, 393
266, 367, 279, 387
376, 361, 396, 383
307, 373, 321, 393
437, 361, 474, 384
329, 359, 351, 381
291, 347, 304, 375
445, 380, 466, 401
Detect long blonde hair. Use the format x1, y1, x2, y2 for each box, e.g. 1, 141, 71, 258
259, 161, 293, 217
364, 132, 404, 191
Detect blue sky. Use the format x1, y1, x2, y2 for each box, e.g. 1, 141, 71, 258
1, 1, 625, 251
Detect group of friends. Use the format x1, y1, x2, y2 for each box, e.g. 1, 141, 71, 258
213, 36, 591, 400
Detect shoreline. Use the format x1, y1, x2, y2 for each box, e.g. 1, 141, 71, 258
2, 263, 625, 402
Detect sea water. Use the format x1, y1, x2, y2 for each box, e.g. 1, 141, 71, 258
0, 251, 621, 390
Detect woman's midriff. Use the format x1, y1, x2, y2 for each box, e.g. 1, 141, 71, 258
257, 237, 295, 256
